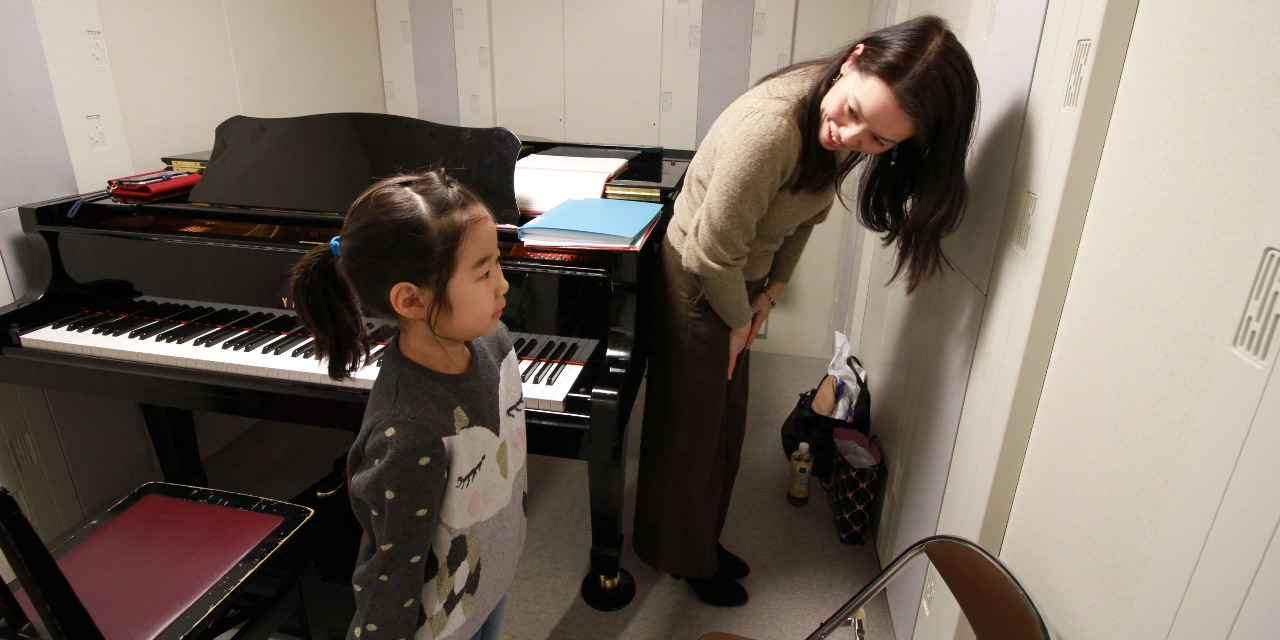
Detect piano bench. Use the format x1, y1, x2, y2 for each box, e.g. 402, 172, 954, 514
0, 482, 315, 640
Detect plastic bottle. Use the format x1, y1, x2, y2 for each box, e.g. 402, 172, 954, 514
788, 442, 814, 506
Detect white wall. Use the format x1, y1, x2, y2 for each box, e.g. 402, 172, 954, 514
99, 0, 384, 174
999, 0, 1280, 636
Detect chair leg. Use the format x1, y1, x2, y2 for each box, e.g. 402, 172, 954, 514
296, 563, 333, 640
229, 578, 303, 640
0, 580, 31, 631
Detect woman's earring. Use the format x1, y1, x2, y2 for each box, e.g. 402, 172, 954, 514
831, 73, 843, 87
890, 147, 899, 166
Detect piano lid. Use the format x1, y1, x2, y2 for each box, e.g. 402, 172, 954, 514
187, 113, 521, 224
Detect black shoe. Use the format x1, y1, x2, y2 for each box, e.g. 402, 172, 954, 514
716, 543, 750, 580
678, 573, 748, 607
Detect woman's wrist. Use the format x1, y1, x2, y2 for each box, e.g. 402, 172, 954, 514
764, 291, 778, 308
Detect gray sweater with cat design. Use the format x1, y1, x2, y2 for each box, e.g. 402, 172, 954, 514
345, 325, 527, 640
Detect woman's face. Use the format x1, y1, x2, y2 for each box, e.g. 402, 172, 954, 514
818, 47, 915, 154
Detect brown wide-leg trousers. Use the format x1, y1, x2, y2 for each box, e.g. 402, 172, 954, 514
632, 237, 759, 579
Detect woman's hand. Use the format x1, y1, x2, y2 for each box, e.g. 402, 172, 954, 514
729, 284, 784, 378
727, 323, 751, 379
745, 291, 775, 351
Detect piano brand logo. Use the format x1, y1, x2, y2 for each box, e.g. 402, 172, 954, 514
279, 282, 296, 309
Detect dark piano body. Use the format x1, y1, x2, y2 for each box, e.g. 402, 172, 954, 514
0, 113, 689, 611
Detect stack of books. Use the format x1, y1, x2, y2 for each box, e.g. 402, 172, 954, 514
514, 153, 630, 214
161, 151, 211, 173
517, 198, 662, 250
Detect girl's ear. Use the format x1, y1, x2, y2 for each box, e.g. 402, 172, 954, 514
389, 281, 430, 320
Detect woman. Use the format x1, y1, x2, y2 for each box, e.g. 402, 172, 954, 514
632, 15, 979, 606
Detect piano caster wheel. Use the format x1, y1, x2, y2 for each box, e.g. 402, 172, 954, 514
580, 568, 636, 612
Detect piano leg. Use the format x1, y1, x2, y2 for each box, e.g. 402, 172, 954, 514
139, 404, 207, 486
579, 397, 636, 611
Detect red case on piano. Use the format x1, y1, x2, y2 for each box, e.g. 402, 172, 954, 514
107, 170, 201, 202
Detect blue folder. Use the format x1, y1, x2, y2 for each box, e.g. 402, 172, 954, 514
517, 198, 662, 248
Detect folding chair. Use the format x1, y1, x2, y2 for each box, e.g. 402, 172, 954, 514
0, 482, 314, 639
698, 535, 1050, 640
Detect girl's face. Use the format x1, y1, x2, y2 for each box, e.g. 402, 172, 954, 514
435, 212, 508, 342
818, 47, 915, 154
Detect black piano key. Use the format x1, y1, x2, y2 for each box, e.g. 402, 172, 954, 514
170, 322, 224, 345
104, 303, 187, 336
532, 341, 568, 384
194, 312, 273, 347
547, 343, 580, 385
92, 301, 166, 334
238, 317, 299, 352
522, 341, 556, 383
290, 339, 315, 358
170, 308, 251, 344
64, 299, 146, 331
16, 309, 85, 336
51, 310, 97, 330
261, 330, 306, 355
517, 338, 538, 359
70, 301, 148, 332
366, 343, 388, 365
147, 306, 214, 341
513, 336, 526, 352
70, 314, 121, 333
127, 304, 195, 339
225, 315, 293, 350
156, 307, 218, 342
195, 326, 244, 348
236, 329, 283, 352
369, 325, 396, 343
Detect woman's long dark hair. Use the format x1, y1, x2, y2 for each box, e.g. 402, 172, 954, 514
290, 169, 491, 379
760, 15, 979, 291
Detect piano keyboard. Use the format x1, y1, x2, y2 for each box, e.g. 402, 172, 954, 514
511, 332, 598, 412
18, 297, 596, 409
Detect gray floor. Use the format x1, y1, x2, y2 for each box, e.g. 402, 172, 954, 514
206, 350, 894, 640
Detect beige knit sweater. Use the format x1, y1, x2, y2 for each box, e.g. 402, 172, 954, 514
666, 67, 844, 329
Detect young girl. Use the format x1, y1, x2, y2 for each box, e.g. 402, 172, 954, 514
291, 170, 526, 640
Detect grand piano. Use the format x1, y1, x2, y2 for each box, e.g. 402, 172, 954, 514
0, 113, 689, 612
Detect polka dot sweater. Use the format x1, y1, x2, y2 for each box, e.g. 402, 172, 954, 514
346, 324, 527, 640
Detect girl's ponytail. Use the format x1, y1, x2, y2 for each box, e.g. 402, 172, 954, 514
290, 243, 369, 379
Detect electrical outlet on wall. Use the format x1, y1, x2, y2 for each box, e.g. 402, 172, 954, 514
86, 115, 106, 150
920, 565, 938, 616
8, 433, 39, 472
87, 31, 108, 66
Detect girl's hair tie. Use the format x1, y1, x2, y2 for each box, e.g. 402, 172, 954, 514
329, 236, 341, 257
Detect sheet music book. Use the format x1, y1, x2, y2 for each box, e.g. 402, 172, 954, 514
514, 154, 630, 213
517, 198, 662, 249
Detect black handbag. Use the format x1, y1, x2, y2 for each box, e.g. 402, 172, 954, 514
780, 355, 870, 479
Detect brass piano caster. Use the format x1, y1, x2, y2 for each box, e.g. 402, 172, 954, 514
580, 568, 636, 611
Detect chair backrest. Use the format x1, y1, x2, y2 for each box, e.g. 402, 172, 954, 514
924, 537, 1048, 640
806, 535, 1049, 640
